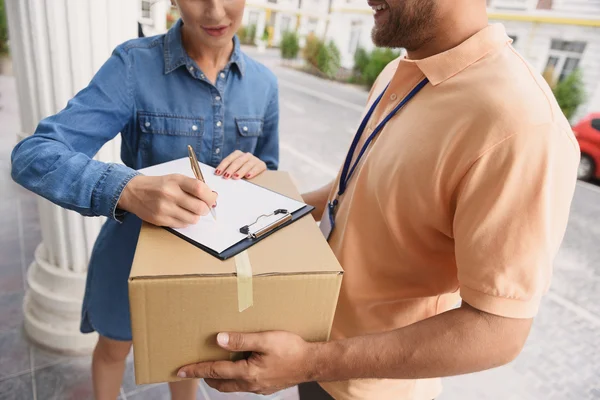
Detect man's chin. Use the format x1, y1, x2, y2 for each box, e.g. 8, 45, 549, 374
371, 29, 393, 48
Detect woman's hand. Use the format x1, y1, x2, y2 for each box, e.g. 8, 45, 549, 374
215, 150, 267, 180
118, 174, 218, 228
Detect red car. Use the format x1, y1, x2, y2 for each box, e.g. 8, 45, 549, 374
573, 112, 600, 181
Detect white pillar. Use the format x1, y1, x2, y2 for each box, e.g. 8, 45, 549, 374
6, 0, 138, 354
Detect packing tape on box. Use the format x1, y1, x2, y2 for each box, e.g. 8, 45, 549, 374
234, 250, 253, 312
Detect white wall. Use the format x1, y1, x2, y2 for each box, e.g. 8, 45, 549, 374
326, 12, 374, 69
547, 0, 600, 14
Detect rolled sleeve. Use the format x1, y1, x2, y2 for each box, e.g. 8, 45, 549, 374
454, 123, 579, 318
92, 163, 140, 221
11, 44, 136, 219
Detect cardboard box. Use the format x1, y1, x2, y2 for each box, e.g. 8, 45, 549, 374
129, 171, 343, 385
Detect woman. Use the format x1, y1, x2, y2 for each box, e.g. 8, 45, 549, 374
10, 1, 279, 399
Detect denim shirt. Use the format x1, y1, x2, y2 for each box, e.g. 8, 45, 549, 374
10, 20, 280, 341
11, 19, 279, 221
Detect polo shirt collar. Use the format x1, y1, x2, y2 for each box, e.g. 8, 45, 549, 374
405, 24, 512, 86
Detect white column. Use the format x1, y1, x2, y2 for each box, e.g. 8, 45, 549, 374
6, 0, 138, 354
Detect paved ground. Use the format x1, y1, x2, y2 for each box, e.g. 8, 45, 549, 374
0, 46, 599, 399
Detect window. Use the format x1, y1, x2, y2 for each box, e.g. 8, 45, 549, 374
280, 16, 292, 34
348, 21, 362, 54
592, 119, 600, 132
141, 0, 152, 19
307, 18, 318, 34
248, 11, 260, 27
544, 39, 587, 82
536, 0, 553, 10
489, 0, 536, 11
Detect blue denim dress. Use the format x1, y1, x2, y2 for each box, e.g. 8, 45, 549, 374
11, 19, 279, 341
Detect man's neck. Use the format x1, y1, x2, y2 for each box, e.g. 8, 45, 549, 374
406, 6, 488, 60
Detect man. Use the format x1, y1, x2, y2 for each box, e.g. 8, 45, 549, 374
178, 0, 580, 399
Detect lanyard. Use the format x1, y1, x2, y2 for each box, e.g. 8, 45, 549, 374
333, 78, 429, 208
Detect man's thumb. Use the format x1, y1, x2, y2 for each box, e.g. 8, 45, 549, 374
217, 332, 266, 353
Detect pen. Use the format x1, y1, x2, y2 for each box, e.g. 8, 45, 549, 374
187, 145, 217, 221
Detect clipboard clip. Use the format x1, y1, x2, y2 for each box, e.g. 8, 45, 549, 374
240, 209, 292, 239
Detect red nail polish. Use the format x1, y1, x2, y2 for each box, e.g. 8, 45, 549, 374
234, 173, 239, 178
246, 173, 252, 178
225, 173, 230, 178
215, 169, 220, 175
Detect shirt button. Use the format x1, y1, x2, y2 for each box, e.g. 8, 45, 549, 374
215, 96, 221, 101
390, 93, 398, 101
216, 121, 222, 127
243, 126, 248, 132
220, 72, 225, 79
144, 122, 151, 127
215, 148, 221, 154
200, 74, 205, 79
189, 66, 194, 72
192, 125, 198, 131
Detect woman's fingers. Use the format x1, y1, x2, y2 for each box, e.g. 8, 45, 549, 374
177, 175, 217, 208
244, 161, 267, 179
177, 192, 210, 217
156, 202, 199, 228
223, 152, 252, 179
215, 150, 243, 176
234, 158, 261, 180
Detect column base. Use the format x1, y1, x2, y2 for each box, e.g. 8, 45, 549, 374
23, 244, 98, 354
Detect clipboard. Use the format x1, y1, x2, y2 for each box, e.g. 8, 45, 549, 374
164, 203, 314, 260
138, 158, 315, 260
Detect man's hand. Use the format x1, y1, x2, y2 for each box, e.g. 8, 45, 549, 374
177, 331, 317, 395
302, 181, 334, 221
118, 174, 217, 228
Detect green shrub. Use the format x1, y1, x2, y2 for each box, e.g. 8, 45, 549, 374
316, 40, 341, 78
303, 33, 322, 68
237, 26, 248, 43
280, 31, 300, 60
552, 69, 586, 121
0, 0, 8, 55
247, 25, 257, 44
353, 47, 369, 75
237, 24, 256, 45
362, 48, 399, 86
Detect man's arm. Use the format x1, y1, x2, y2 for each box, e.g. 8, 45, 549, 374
176, 302, 532, 395
311, 302, 532, 382
302, 181, 333, 221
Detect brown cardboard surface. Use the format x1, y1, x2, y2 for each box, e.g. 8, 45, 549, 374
130, 171, 341, 278
129, 171, 343, 385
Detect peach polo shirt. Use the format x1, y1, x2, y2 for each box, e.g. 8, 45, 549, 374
319, 24, 580, 400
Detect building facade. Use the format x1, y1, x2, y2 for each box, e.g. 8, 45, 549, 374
139, 0, 170, 37
139, 0, 600, 121
486, 0, 600, 121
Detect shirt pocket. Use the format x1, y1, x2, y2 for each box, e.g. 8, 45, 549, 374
137, 112, 204, 167
234, 117, 263, 154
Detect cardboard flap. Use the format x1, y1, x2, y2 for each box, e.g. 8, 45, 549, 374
130, 171, 343, 279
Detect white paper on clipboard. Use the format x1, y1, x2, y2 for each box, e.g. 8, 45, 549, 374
139, 158, 307, 254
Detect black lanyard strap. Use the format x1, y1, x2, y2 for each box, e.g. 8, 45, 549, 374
334, 78, 429, 205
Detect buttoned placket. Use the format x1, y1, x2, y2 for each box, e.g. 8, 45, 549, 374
211, 67, 229, 165
186, 62, 229, 165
